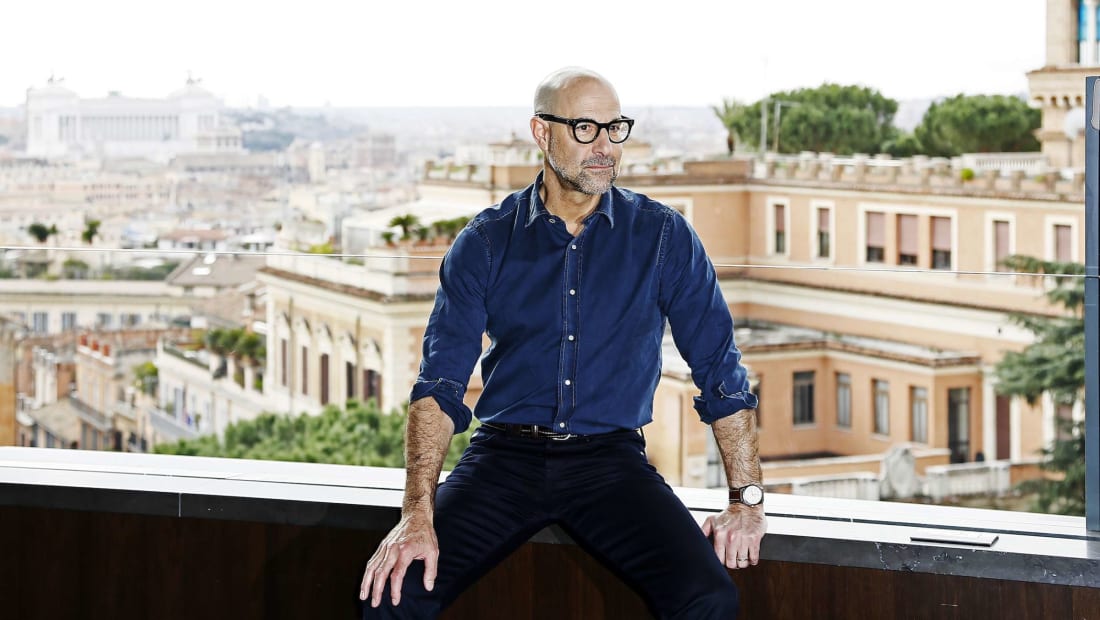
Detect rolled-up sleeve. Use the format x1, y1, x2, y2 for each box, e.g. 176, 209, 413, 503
658, 213, 758, 424
410, 225, 490, 433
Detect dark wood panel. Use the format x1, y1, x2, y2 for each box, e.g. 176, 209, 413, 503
2, 505, 1097, 620
1073, 586, 1100, 620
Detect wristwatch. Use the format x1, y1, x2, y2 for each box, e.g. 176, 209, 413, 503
729, 483, 764, 507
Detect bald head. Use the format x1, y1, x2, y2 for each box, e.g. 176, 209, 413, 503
533, 67, 618, 115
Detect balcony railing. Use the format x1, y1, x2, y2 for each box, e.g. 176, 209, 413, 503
789, 472, 881, 500
925, 460, 1013, 502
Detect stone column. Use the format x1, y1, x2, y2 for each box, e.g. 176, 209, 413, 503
1047, 0, 1076, 66
981, 169, 998, 190
982, 369, 997, 462
243, 364, 256, 392
1009, 170, 1026, 191
1089, 0, 1099, 65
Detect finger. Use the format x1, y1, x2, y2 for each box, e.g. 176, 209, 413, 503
701, 516, 713, 538
712, 531, 727, 566
390, 562, 407, 606
725, 539, 743, 570
360, 565, 374, 600
423, 548, 439, 592
371, 551, 396, 608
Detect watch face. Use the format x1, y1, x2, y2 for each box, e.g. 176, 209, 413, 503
742, 484, 763, 505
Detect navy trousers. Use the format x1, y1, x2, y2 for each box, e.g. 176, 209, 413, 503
361, 427, 740, 619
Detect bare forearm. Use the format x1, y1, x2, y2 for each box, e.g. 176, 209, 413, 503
402, 396, 455, 517
712, 410, 761, 488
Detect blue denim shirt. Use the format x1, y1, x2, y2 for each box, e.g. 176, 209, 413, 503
411, 173, 758, 434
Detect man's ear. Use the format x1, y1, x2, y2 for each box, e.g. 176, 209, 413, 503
530, 116, 549, 151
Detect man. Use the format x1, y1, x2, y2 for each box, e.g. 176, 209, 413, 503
360, 67, 765, 619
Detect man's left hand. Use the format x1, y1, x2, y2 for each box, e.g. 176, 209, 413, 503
701, 505, 767, 570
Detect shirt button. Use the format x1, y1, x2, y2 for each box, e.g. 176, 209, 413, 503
559, 422, 566, 428
569, 289, 576, 295
548, 217, 556, 223
568, 335, 575, 341
565, 379, 572, 386
571, 244, 577, 250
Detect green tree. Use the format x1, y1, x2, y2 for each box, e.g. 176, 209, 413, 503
994, 255, 1085, 516
62, 258, 90, 279
133, 361, 158, 396
711, 98, 747, 156
881, 132, 924, 158
27, 222, 51, 243
723, 83, 898, 155
82, 220, 101, 245
914, 94, 1040, 157
154, 399, 474, 469
388, 214, 421, 241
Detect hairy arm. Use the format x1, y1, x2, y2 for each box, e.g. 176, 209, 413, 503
701, 410, 767, 569
360, 397, 454, 607
712, 409, 761, 489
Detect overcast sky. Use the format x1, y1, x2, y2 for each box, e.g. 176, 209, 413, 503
1, 0, 1047, 109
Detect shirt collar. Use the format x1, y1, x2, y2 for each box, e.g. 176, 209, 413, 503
525, 171, 616, 229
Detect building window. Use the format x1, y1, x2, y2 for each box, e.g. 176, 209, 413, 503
816, 206, 831, 259
1054, 224, 1073, 263
865, 212, 885, 263
896, 214, 918, 266
911, 386, 928, 443
773, 203, 787, 255
32, 312, 48, 334
363, 369, 382, 407
948, 387, 971, 463
280, 338, 288, 387
931, 216, 952, 270
1056, 402, 1075, 441
836, 373, 851, 429
61, 312, 77, 331
320, 354, 330, 406
792, 371, 815, 425
301, 346, 309, 396
993, 220, 1012, 272
346, 361, 355, 400
873, 379, 890, 435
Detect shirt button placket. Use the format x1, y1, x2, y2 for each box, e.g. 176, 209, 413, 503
559, 239, 581, 431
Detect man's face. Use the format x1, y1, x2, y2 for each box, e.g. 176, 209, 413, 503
542, 79, 623, 196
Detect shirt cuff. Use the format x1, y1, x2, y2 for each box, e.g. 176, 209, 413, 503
693, 381, 759, 424
410, 378, 473, 434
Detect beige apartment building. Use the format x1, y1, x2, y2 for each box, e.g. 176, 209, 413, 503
254, 151, 1084, 489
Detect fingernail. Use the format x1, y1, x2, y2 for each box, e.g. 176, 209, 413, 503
426, 580, 435, 591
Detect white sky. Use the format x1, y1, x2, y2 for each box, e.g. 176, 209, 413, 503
0, 0, 1047, 108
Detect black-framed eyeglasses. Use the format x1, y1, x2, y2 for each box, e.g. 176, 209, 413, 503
535, 113, 634, 144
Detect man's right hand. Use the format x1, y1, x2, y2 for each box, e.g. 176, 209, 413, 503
359, 511, 439, 608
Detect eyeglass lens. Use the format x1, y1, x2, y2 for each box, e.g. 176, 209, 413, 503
574, 120, 631, 144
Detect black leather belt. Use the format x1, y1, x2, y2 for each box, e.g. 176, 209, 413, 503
481, 422, 638, 441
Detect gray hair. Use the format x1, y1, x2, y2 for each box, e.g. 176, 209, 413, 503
533, 67, 612, 114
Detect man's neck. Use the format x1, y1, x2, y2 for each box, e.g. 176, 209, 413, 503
540, 169, 602, 235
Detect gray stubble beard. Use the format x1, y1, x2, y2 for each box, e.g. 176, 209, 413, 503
546, 134, 618, 196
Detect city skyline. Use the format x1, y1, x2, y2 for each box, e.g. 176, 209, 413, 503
3, 0, 1044, 109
